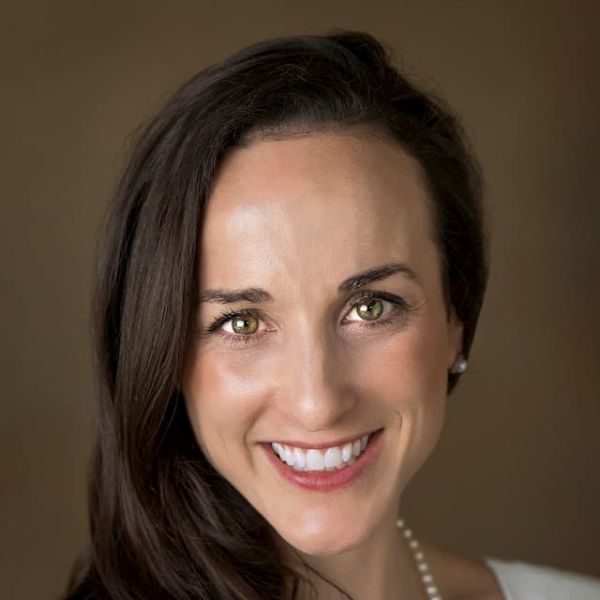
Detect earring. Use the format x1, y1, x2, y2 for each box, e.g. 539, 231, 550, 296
450, 355, 468, 374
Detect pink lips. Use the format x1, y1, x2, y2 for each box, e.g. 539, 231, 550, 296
262, 428, 384, 492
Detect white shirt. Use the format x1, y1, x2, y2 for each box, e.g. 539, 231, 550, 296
484, 557, 600, 599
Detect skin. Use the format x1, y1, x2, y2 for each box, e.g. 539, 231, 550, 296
182, 128, 502, 599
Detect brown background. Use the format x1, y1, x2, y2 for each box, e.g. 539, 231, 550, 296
2, 1, 599, 598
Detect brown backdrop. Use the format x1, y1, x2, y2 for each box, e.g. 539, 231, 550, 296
2, 1, 599, 598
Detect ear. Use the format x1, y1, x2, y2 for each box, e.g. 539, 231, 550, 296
447, 309, 464, 370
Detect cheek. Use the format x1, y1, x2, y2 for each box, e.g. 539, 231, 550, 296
182, 346, 270, 464
366, 316, 450, 404
404, 313, 452, 444
360, 312, 450, 467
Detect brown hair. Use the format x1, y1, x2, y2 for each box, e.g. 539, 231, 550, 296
63, 30, 488, 599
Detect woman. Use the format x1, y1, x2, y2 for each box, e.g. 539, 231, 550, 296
63, 31, 600, 599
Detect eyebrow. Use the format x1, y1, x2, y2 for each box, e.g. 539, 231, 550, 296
197, 262, 418, 305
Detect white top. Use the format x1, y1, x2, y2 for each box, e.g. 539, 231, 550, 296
483, 557, 600, 599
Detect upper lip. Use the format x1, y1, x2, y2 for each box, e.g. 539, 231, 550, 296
266, 429, 380, 449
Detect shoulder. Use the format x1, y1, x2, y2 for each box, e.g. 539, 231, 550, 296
482, 556, 600, 600
420, 539, 600, 600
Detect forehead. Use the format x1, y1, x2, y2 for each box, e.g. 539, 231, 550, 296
199, 130, 437, 291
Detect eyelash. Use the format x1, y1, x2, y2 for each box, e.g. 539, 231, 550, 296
201, 290, 413, 348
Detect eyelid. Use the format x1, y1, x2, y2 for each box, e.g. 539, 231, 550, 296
203, 308, 266, 335
343, 290, 409, 321
201, 308, 270, 347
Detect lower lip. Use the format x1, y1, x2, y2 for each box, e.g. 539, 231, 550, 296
262, 429, 384, 492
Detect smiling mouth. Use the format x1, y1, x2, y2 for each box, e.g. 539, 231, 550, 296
270, 432, 376, 472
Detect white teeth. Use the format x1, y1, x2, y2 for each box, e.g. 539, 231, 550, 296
283, 445, 295, 466
271, 433, 372, 472
324, 446, 343, 470
305, 449, 325, 470
293, 447, 306, 469
341, 442, 352, 462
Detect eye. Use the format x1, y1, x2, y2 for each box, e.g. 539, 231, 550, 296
202, 308, 267, 347
349, 297, 384, 321
202, 290, 412, 347
344, 290, 410, 328
225, 312, 259, 335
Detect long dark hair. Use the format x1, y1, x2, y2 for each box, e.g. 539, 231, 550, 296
63, 30, 488, 599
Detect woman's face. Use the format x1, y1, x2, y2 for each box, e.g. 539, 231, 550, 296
182, 128, 462, 557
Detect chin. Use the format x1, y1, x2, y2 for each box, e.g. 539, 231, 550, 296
286, 534, 362, 558
274, 515, 370, 558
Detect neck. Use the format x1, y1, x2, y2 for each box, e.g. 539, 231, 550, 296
277, 512, 425, 600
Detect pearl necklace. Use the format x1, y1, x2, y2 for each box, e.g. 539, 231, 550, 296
396, 518, 442, 600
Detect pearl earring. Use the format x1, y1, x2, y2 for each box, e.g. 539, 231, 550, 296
450, 355, 468, 374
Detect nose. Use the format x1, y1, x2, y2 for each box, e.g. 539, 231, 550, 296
278, 324, 357, 432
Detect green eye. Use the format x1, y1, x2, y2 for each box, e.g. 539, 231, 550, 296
231, 313, 259, 335
356, 298, 384, 321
